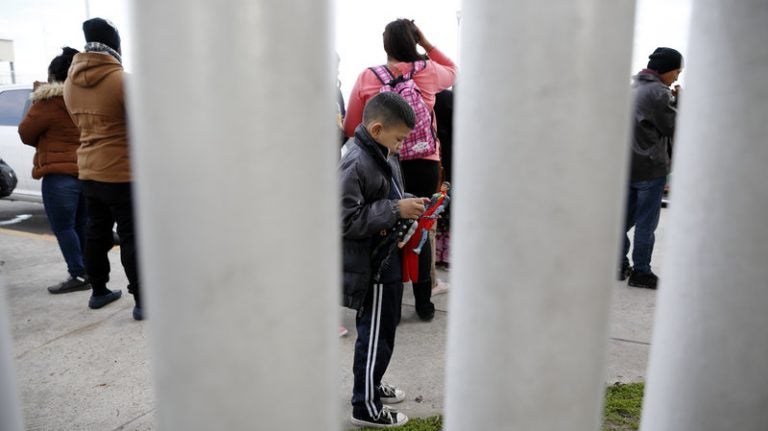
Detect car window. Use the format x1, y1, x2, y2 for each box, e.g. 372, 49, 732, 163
0, 89, 33, 126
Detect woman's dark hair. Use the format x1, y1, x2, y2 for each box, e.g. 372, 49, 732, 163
48, 47, 79, 82
383, 19, 426, 63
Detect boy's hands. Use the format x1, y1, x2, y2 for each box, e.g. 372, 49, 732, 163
398, 198, 430, 219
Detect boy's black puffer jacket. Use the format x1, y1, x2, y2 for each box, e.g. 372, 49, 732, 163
340, 125, 406, 310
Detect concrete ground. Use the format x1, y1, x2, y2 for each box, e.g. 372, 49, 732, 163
0, 199, 664, 430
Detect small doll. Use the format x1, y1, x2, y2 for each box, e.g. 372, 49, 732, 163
401, 182, 451, 282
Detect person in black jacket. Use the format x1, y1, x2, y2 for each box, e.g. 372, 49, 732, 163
340, 92, 428, 428
621, 47, 683, 289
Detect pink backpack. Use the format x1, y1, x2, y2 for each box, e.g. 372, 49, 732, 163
370, 61, 437, 160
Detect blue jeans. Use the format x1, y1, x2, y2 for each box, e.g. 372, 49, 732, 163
623, 177, 666, 274
42, 174, 87, 278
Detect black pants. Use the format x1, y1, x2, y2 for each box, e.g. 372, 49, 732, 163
400, 159, 439, 315
412, 235, 435, 317
82, 181, 141, 305
351, 281, 403, 419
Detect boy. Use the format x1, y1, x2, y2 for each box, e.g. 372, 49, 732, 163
340, 92, 427, 428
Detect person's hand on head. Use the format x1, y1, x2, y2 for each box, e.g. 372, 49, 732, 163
411, 22, 434, 52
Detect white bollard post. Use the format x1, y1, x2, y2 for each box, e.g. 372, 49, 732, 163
0, 279, 23, 431
640, 2, 768, 430
128, 1, 339, 429
444, 0, 637, 430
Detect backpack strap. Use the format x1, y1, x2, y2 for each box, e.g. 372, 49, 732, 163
369, 65, 396, 85
403, 60, 428, 80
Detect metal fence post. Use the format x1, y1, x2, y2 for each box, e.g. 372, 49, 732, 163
445, 0, 637, 429
128, 1, 339, 429
640, 1, 768, 430
0, 278, 23, 431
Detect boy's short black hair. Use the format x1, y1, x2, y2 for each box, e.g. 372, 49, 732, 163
363, 92, 416, 129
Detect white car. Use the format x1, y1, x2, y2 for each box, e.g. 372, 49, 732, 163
0, 83, 40, 201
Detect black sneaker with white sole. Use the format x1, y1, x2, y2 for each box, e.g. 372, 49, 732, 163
377, 383, 405, 404
47, 276, 91, 294
351, 405, 408, 428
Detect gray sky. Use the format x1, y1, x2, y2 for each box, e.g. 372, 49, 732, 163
0, 0, 130, 83
1, 0, 691, 90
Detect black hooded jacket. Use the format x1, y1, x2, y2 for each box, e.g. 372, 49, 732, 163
339, 125, 407, 310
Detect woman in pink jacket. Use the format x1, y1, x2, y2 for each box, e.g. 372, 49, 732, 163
343, 19, 457, 321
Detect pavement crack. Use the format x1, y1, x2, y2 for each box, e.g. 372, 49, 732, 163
400, 303, 448, 314
609, 336, 651, 346
14, 305, 133, 360
111, 408, 157, 431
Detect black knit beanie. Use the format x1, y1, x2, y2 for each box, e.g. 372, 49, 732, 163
83, 18, 121, 51
647, 47, 683, 74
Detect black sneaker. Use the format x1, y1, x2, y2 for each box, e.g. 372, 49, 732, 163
618, 264, 632, 281
628, 271, 658, 289
351, 405, 409, 428
377, 383, 405, 404
47, 276, 91, 294
133, 306, 144, 321
417, 310, 435, 322
88, 290, 122, 309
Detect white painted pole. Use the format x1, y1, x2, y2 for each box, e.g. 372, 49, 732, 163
0, 279, 23, 431
640, 2, 768, 430
445, 0, 636, 430
128, 1, 339, 430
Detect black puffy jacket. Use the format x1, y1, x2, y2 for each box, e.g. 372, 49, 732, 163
340, 125, 406, 310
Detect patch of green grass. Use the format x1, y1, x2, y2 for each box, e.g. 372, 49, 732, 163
347, 382, 645, 431
603, 382, 644, 431
351, 415, 442, 431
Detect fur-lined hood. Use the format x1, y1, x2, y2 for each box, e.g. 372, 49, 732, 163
30, 82, 65, 102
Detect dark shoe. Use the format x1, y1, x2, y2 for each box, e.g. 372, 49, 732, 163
351, 406, 409, 428
417, 310, 435, 322
47, 276, 91, 294
618, 265, 632, 281
88, 290, 122, 309
377, 383, 405, 404
416, 300, 436, 322
132, 306, 144, 321
628, 271, 658, 289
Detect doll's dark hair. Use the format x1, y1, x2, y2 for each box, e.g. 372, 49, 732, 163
383, 19, 426, 63
48, 47, 79, 82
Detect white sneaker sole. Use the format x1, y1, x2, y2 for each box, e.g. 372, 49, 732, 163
350, 415, 409, 428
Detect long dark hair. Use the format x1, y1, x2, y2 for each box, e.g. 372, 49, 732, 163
383, 19, 426, 63
48, 47, 79, 82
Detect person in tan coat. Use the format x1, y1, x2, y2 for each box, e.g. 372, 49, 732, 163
18, 47, 90, 294
64, 18, 143, 320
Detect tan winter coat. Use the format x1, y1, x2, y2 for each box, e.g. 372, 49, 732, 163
17, 83, 81, 179
64, 52, 131, 182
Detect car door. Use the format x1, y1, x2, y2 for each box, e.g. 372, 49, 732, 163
0, 86, 38, 199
